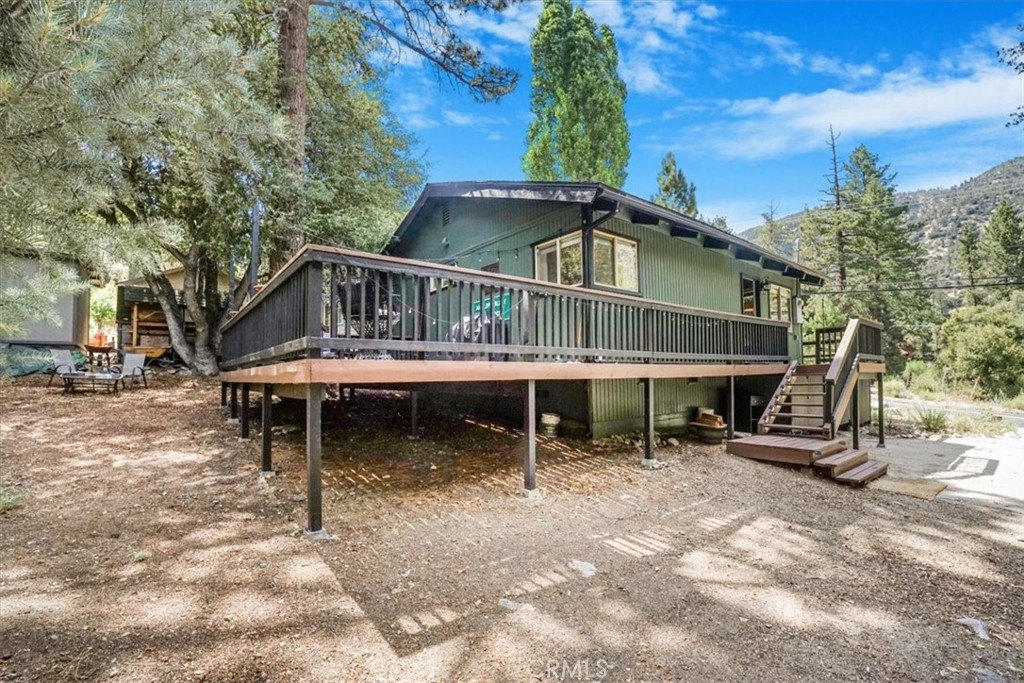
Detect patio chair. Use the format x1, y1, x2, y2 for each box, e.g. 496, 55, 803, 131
113, 353, 150, 389
46, 348, 80, 388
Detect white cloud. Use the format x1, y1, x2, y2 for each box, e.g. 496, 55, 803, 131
708, 63, 1019, 159
621, 53, 678, 96
743, 30, 877, 82
695, 3, 721, 21
450, 1, 542, 47
633, 1, 694, 38
441, 109, 511, 128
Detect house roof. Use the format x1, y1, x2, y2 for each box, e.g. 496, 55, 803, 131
393, 181, 825, 286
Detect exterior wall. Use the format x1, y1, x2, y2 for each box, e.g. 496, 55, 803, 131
589, 377, 725, 438
0, 256, 89, 346
392, 197, 807, 438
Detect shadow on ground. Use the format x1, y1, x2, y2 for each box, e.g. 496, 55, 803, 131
2, 380, 1022, 682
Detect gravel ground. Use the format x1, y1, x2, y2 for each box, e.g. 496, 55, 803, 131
2, 377, 1023, 682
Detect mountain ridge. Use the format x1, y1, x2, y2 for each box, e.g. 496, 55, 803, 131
739, 156, 1024, 281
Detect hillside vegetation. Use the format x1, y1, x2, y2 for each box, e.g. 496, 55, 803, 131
742, 156, 1024, 281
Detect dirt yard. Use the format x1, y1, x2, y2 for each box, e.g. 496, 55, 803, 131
2, 376, 1023, 682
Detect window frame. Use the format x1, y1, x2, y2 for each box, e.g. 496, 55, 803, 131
741, 276, 760, 317
533, 229, 639, 292
766, 283, 792, 322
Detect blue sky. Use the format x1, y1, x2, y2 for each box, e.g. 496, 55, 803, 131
383, 1, 1023, 231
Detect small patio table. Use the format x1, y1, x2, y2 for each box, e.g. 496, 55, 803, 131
61, 371, 120, 394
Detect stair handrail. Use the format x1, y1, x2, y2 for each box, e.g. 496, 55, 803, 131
757, 360, 798, 434
823, 318, 862, 438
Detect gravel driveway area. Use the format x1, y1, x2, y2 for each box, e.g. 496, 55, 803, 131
2, 378, 1022, 682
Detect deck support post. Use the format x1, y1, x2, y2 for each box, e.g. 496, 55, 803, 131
261, 384, 274, 474
876, 373, 885, 448
851, 380, 861, 450
229, 383, 238, 421
643, 378, 655, 460
306, 383, 324, 533
410, 391, 419, 437
220, 382, 228, 411
727, 375, 736, 440
523, 379, 538, 494
240, 384, 251, 440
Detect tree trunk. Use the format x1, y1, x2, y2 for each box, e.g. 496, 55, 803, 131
147, 273, 196, 369
270, 0, 310, 274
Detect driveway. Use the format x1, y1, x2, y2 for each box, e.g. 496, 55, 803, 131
868, 428, 1024, 513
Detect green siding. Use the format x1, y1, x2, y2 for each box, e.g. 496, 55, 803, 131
392, 196, 806, 437
589, 377, 726, 438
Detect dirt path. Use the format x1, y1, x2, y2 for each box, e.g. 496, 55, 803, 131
2, 378, 1023, 682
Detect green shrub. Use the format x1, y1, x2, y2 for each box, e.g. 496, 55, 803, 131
937, 292, 1024, 399
915, 408, 948, 433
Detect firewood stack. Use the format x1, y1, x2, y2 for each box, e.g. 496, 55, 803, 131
694, 411, 725, 428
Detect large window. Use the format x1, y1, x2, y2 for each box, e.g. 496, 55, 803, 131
535, 231, 638, 291
767, 283, 792, 322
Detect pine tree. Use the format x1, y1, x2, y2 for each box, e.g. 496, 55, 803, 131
755, 201, 789, 256
652, 153, 698, 216
800, 140, 932, 369
523, 0, 630, 186
956, 224, 984, 306
982, 200, 1024, 298
999, 25, 1024, 127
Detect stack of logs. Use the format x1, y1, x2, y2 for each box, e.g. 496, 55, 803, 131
694, 411, 725, 428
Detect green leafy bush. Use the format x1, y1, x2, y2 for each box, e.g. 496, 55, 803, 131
936, 292, 1024, 399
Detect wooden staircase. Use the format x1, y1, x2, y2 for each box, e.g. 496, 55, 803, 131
725, 319, 889, 487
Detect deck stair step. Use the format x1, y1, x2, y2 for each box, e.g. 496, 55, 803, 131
834, 460, 888, 486
813, 449, 869, 477
760, 423, 827, 434
784, 390, 826, 396
726, 434, 848, 466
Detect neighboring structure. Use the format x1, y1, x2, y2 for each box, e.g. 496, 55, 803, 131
217, 180, 887, 535
0, 254, 90, 347
116, 266, 230, 359
386, 182, 818, 437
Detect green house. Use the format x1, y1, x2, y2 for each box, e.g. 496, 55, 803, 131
386, 181, 823, 438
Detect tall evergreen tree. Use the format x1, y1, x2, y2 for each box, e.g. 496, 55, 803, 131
956, 224, 984, 306
522, 0, 630, 186
981, 200, 1024, 298
269, 0, 519, 270
755, 201, 789, 256
652, 152, 698, 216
800, 142, 932, 369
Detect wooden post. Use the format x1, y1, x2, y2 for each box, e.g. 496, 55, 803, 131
229, 383, 238, 420
876, 373, 885, 448
305, 262, 324, 359
220, 382, 228, 410
307, 383, 324, 533
851, 380, 860, 450
261, 384, 274, 473
410, 390, 419, 437
240, 384, 251, 440
643, 378, 655, 460
727, 375, 736, 440
523, 379, 537, 492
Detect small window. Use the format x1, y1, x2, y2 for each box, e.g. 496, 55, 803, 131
741, 277, 759, 316
535, 234, 583, 286
767, 283, 791, 322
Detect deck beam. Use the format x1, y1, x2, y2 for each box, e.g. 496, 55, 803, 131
220, 359, 791, 385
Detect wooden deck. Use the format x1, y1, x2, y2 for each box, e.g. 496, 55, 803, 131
726, 434, 887, 485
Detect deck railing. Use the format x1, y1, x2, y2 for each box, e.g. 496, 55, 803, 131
822, 317, 884, 436
220, 246, 792, 370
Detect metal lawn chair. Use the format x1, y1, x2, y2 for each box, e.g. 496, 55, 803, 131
113, 353, 150, 389
46, 348, 80, 388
